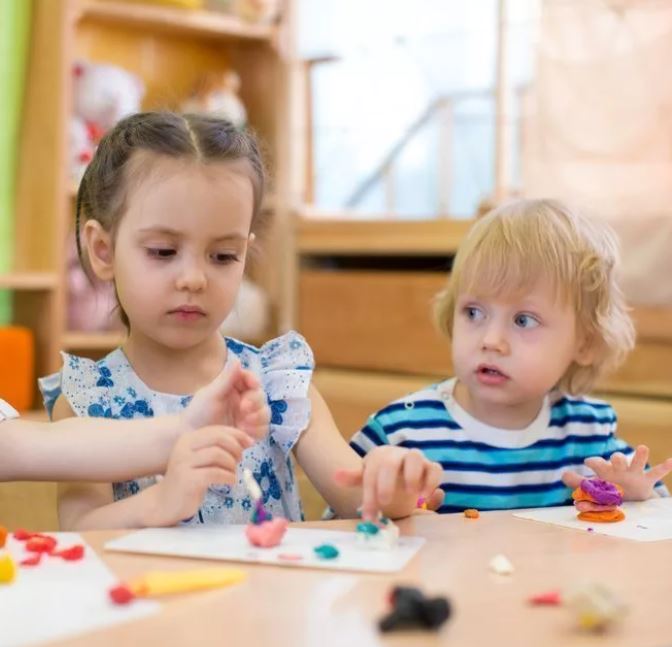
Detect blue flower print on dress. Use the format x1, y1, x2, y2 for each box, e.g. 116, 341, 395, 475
224, 497, 234, 509
119, 399, 154, 419
255, 459, 282, 503
88, 402, 112, 418
269, 399, 288, 425
226, 339, 245, 355
241, 497, 252, 511
181, 396, 193, 408
96, 366, 114, 387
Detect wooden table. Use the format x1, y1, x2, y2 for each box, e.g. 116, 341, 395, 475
48, 513, 671, 647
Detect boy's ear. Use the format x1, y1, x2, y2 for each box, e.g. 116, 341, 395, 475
82, 220, 115, 281
574, 331, 597, 367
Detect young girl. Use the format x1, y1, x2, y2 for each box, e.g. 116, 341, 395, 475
349, 199, 672, 512
2, 360, 268, 484
40, 112, 441, 530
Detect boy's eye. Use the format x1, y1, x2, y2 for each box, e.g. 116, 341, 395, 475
147, 248, 176, 259
464, 306, 484, 321
211, 252, 239, 264
514, 313, 540, 329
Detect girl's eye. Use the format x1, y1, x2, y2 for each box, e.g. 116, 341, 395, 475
514, 313, 540, 329
147, 248, 176, 259
464, 306, 484, 321
211, 253, 239, 264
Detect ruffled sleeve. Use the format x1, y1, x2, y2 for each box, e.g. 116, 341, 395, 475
258, 331, 315, 456
38, 352, 112, 419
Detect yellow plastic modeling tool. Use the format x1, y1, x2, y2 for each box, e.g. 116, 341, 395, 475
109, 567, 247, 604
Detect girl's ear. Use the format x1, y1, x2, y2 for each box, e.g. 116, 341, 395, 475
82, 220, 115, 281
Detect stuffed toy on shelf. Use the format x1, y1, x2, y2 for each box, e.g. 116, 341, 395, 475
181, 70, 247, 127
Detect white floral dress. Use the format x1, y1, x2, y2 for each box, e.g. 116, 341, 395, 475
39, 331, 314, 524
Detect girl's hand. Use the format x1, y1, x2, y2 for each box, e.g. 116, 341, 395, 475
145, 425, 253, 527
335, 446, 443, 520
183, 359, 270, 442
562, 445, 672, 501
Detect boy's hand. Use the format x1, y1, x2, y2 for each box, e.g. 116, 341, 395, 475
146, 426, 253, 527
562, 445, 672, 501
183, 359, 270, 442
335, 446, 443, 520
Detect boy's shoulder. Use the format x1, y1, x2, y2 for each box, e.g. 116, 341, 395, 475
549, 392, 617, 426
372, 381, 452, 422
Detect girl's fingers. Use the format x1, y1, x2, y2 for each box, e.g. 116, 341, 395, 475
422, 461, 443, 498
333, 467, 363, 487
628, 445, 649, 473
426, 487, 445, 511
376, 455, 403, 506
361, 458, 381, 520
198, 466, 236, 487
192, 446, 239, 472
402, 450, 425, 493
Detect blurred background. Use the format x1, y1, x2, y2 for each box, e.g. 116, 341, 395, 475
0, 0, 670, 525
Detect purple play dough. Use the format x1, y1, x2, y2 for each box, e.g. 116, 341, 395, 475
580, 479, 623, 506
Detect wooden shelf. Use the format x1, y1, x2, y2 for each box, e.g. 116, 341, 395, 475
62, 331, 127, 351
21, 409, 50, 422
296, 215, 474, 256
0, 272, 58, 291
75, 0, 277, 42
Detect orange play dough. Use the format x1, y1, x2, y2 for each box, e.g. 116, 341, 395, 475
577, 509, 626, 523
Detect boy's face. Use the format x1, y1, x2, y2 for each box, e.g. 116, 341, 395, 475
451, 278, 589, 426
111, 156, 254, 351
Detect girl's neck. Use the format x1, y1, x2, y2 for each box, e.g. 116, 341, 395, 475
452, 380, 545, 430
122, 330, 227, 395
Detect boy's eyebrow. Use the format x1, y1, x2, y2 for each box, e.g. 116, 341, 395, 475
138, 227, 248, 242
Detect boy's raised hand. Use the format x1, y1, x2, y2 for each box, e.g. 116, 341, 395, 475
562, 445, 672, 500
146, 425, 253, 527
183, 358, 270, 442
335, 446, 443, 520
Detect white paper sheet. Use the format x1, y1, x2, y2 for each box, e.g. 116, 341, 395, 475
514, 498, 672, 541
105, 525, 425, 573
0, 532, 159, 647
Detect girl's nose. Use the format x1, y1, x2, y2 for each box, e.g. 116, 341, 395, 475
175, 260, 207, 292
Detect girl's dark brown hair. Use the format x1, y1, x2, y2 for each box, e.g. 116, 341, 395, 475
75, 111, 267, 327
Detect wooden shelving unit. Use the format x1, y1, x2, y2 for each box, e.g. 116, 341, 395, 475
12, 0, 297, 402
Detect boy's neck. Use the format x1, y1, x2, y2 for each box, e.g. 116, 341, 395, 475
122, 331, 227, 395
452, 380, 545, 430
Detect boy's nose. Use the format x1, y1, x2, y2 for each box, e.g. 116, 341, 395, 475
481, 325, 509, 355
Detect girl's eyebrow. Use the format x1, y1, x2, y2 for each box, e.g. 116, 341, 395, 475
138, 226, 247, 242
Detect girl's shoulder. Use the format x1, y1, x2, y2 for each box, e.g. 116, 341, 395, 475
38, 347, 131, 418
225, 330, 314, 380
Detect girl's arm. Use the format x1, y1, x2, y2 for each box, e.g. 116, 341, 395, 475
1, 412, 181, 482
1, 358, 269, 483
53, 396, 254, 530
293, 386, 442, 520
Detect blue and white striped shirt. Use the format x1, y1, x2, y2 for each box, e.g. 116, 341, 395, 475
350, 378, 668, 513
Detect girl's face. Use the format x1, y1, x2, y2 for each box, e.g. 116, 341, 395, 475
110, 156, 255, 351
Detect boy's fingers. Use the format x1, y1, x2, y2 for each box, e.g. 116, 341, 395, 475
584, 456, 609, 476
561, 470, 584, 489
610, 452, 628, 470
646, 457, 672, 483
629, 445, 649, 472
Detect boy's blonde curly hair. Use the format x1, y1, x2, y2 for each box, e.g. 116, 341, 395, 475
434, 199, 635, 395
